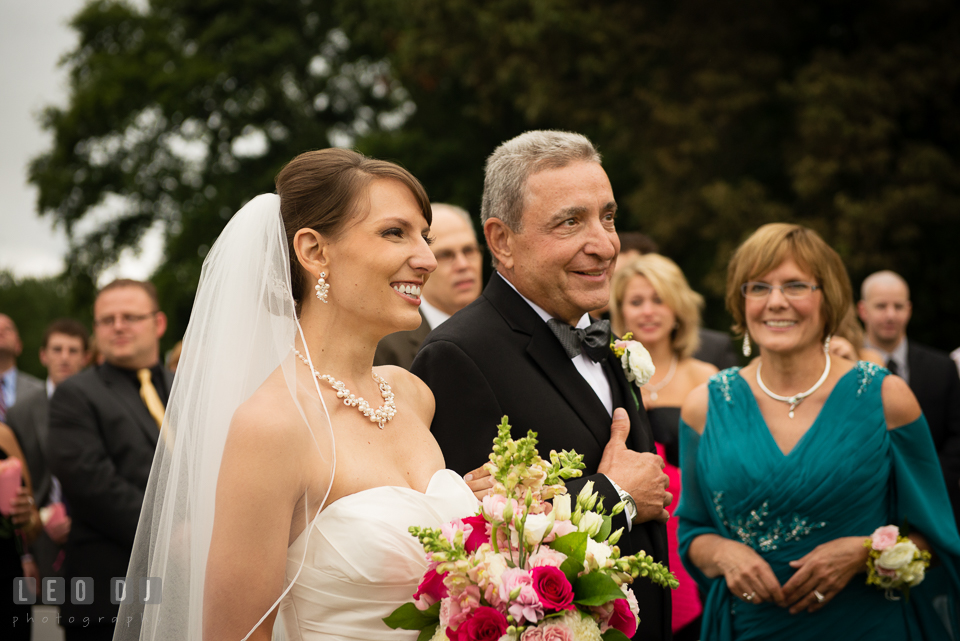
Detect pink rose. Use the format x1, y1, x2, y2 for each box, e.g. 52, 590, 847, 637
482, 494, 510, 522
521, 623, 573, 641
871, 525, 900, 551
530, 566, 575, 612
413, 565, 448, 610
543, 519, 577, 542
0, 458, 22, 516
527, 547, 568, 568
614, 340, 628, 350
447, 585, 482, 630
608, 599, 638, 638
447, 606, 508, 641
462, 514, 490, 553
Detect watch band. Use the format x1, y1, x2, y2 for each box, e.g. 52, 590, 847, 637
606, 477, 638, 523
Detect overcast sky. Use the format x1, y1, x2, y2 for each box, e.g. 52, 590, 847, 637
1, 0, 159, 281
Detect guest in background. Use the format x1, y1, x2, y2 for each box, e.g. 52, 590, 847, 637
47, 279, 171, 641
677, 223, 960, 640
858, 270, 960, 528
166, 339, 183, 373
1, 420, 42, 641
610, 253, 717, 640
0, 314, 44, 422
375, 203, 483, 369
6, 319, 87, 581
828, 305, 883, 365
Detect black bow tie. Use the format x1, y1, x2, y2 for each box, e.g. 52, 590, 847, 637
547, 318, 611, 363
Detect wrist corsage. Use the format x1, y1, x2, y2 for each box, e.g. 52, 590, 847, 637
610, 333, 655, 386
864, 525, 931, 600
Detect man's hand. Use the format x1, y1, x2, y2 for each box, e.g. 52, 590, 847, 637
47, 516, 72, 545
598, 408, 671, 523
464, 465, 495, 502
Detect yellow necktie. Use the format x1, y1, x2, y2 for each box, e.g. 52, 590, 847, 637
137, 368, 166, 428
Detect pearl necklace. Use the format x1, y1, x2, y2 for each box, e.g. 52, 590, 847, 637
756, 353, 831, 418
643, 355, 678, 402
292, 347, 397, 429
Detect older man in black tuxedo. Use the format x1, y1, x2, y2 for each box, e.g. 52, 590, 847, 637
413, 130, 672, 640
47, 280, 170, 641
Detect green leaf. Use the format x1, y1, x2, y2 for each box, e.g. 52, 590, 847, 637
383, 601, 440, 630
552, 531, 588, 583
418, 623, 441, 641
602, 629, 632, 641
595, 515, 612, 542
573, 572, 627, 606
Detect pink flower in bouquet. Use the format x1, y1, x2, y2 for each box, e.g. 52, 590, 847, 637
871, 525, 900, 551
447, 585, 482, 630
527, 547, 567, 568
447, 606, 508, 641
508, 584, 544, 625
543, 519, 577, 543
482, 494, 510, 523
0, 458, 23, 516
412, 564, 448, 610
614, 340, 629, 351
500, 567, 533, 597
442, 519, 471, 546
520, 622, 573, 641
607, 598, 638, 638
461, 515, 490, 553
530, 566, 575, 612
876, 565, 899, 578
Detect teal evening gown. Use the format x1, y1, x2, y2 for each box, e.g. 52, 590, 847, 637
677, 362, 960, 640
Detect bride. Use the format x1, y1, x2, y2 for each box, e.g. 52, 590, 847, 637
115, 149, 480, 640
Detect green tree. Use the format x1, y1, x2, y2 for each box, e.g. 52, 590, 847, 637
346, 0, 960, 347
30, 0, 413, 341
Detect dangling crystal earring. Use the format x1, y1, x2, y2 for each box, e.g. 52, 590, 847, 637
742, 332, 752, 357
823, 335, 831, 354
315, 272, 329, 303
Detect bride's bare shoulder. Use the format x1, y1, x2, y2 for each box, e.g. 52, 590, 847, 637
375, 365, 435, 424
227, 369, 313, 452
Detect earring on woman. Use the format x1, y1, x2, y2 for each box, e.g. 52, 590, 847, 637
742, 332, 752, 357
315, 272, 330, 303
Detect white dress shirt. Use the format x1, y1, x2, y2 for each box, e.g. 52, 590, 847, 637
865, 337, 909, 384
419, 297, 452, 331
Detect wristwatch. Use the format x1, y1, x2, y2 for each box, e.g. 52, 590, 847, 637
606, 477, 638, 523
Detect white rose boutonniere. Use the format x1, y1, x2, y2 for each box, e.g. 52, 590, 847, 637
610, 333, 655, 386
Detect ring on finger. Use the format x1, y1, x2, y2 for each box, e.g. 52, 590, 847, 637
813, 589, 826, 603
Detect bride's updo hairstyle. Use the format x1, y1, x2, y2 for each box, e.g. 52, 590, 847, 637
275, 148, 432, 309
725, 223, 852, 342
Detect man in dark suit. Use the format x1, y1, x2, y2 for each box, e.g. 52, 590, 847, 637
0, 313, 45, 421
375, 203, 483, 369
859, 270, 960, 528
48, 280, 170, 640
7, 319, 89, 581
413, 131, 671, 641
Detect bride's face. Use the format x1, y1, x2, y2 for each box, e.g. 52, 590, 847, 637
324, 178, 437, 334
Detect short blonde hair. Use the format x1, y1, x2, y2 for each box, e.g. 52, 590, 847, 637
611, 253, 704, 358
725, 223, 851, 340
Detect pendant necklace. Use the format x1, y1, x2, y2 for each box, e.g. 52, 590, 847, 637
292, 347, 397, 429
644, 355, 678, 402
756, 352, 831, 418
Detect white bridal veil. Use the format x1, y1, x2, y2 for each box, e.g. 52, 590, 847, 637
114, 194, 335, 640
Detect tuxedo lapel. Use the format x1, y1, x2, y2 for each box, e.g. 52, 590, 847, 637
99, 364, 160, 446
485, 274, 614, 448
603, 355, 654, 453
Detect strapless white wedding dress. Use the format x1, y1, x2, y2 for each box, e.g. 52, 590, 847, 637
277, 469, 478, 640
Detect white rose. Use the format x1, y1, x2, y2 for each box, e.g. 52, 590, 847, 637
899, 559, 927, 587
622, 341, 655, 386
877, 540, 919, 571
522, 512, 555, 546
578, 511, 604, 538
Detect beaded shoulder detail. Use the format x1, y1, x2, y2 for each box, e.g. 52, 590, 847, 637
855, 360, 887, 398
709, 367, 742, 404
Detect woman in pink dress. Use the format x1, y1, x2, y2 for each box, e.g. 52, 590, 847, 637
611, 253, 719, 640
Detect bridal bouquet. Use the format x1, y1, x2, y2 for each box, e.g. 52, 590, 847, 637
385, 417, 677, 641
864, 524, 931, 599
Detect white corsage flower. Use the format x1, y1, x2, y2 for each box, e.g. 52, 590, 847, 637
611, 335, 655, 386
877, 540, 920, 571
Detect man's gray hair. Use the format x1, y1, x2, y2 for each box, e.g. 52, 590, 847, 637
481, 130, 602, 234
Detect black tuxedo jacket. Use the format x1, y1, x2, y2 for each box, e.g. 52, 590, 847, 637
906, 339, 960, 526
7, 386, 53, 506
412, 274, 670, 641
374, 309, 432, 370
47, 362, 172, 622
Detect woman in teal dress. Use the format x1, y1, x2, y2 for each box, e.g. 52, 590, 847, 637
677, 223, 960, 640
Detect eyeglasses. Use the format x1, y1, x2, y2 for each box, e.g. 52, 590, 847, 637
434, 245, 480, 264
94, 312, 158, 328
741, 282, 819, 299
